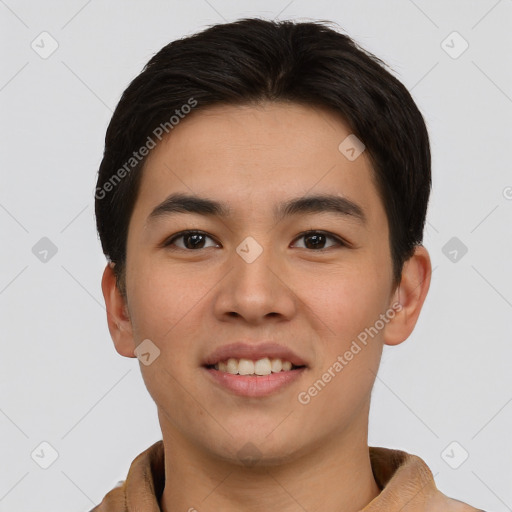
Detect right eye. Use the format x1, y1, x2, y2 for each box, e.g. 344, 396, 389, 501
163, 230, 221, 251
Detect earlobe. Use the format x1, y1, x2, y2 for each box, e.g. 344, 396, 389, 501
383, 245, 432, 347
101, 262, 136, 358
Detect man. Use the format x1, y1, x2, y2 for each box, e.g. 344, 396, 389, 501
93, 17, 482, 511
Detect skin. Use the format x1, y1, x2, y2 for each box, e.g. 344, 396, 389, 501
102, 101, 431, 512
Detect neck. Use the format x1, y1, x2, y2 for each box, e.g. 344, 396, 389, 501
159, 415, 380, 512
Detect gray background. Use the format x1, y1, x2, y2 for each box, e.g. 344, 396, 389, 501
1, 1, 511, 511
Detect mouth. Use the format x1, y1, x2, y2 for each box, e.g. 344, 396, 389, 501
204, 357, 306, 376
201, 342, 308, 397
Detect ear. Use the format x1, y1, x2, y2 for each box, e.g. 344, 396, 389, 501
101, 262, 136, 358
383, 245, 432, 346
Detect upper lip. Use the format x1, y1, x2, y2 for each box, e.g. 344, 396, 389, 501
202, 342, 308, 367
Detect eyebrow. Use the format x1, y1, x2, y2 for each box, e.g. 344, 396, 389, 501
147, 192, 367, 225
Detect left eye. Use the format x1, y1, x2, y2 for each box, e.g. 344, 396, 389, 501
291, 231, 345, 250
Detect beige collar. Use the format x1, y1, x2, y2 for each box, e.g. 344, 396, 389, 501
91, 440, 480, 511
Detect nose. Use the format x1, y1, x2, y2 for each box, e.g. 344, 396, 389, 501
212, 238, 297, 325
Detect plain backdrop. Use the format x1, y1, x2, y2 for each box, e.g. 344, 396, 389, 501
1, 1, 511, 511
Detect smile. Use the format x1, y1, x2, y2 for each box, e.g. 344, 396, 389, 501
203, 361, 306, 398
207, 357, 305, 376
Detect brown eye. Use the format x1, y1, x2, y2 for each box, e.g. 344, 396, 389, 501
292, 231, 345, 250
165, 231, 219, 250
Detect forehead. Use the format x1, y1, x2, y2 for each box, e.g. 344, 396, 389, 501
132, 101, 386, 230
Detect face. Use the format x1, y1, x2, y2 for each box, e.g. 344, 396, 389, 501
120, 101, 399, 464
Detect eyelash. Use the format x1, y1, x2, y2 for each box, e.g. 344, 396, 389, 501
162, 230, 348, 251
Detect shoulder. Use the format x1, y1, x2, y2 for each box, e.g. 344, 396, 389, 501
88, 480, 126, 511
427, 489, 486, 512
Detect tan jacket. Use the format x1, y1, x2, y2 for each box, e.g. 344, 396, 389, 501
90, 440, 484, 511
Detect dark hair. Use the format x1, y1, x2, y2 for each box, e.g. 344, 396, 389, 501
95, 17, 431, 298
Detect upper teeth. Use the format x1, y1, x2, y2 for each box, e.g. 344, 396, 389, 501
215, 357, 294, 375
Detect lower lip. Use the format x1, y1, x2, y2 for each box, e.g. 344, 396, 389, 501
202, 367, 307, 398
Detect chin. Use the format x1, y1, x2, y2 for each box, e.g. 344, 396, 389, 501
204, 428, 303, 468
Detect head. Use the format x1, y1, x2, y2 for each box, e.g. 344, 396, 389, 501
96, 18, 431, 463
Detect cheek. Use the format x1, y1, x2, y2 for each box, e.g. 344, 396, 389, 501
300, 263, 388, 339
126, 256, 201, 339
298, 277, 385, 426
127, 265, 203, 416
